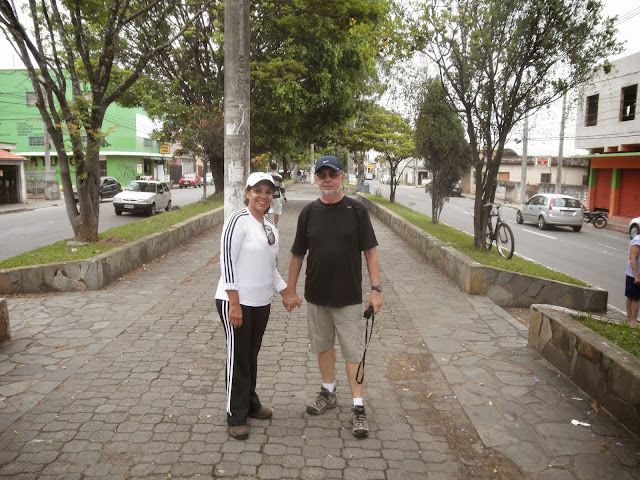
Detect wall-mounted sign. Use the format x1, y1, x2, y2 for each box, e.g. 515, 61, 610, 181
160, 142, 170, 154
536, 158, 549, 167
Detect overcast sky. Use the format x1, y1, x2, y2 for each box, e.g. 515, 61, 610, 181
1, 0, 638, 155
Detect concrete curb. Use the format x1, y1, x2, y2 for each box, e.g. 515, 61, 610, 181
0, 206, 224, 295
529, 304, 640, 437
358, 194, 608, 312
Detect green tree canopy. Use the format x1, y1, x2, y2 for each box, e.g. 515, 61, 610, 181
342, 104, 413, 202
415, 77, 470, 223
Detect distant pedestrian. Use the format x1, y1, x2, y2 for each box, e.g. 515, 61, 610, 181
625, 233, 640, 328
283, 155, 383, 438
266, 162, 287, 226
215, 172, 291, 440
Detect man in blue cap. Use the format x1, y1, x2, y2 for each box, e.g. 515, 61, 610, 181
284, 155, 383, 437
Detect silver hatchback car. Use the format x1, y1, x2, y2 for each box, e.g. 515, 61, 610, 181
516, 193, 584, 232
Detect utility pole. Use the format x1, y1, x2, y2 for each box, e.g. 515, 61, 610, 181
223, 0, 250, 219
519, 113, 529, 203
310, 143, 314, 178
555, 90, 568, 194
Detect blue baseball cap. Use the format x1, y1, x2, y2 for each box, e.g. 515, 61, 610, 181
314, 155, 343, 173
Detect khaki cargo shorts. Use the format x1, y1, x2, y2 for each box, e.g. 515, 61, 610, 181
306, 302, 365, 363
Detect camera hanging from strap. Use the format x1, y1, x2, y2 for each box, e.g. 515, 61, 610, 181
356, 305, 375, 385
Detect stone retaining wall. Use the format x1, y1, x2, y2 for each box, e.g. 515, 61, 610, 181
358, 194, 608, 312
529, 305, 640, 437
0, 207, 224, 295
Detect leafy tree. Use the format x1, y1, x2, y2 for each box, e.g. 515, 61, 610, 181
251, 0, 387, 162
415, 78, 469, 223
127, 3, 226, 196
407, 0, 620, 248
340, 101, 379, 183
0, 0, 210, 242
343, 105, 413, 202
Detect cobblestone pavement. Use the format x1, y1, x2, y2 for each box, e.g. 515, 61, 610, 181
0, 182, 638, 479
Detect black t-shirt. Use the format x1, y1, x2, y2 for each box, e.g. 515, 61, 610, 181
291, 196, 378, 307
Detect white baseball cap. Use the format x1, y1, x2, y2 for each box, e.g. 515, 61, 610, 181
246, 172, 275, 187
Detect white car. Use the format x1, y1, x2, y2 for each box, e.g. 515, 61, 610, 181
205, 173, 213, 185
114, 180, 172, 216
364, 172, 374, 180
629, 217, 640, 239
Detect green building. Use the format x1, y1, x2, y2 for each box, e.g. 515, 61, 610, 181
0, 70, 194, 196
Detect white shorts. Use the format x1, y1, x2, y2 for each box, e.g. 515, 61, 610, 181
268, 197, 283, 215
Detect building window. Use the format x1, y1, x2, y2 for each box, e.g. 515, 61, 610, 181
144, 138, 153, 148
497, 172, 510, 181
28, 136, 44, 147
26, 92, 37, 106
585, 94, 599, 126
621, 84, 637, 122
541, 173, 551, 183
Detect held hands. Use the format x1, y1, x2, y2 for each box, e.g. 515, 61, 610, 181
281, 287, 302, 312
366, 290, 383, 315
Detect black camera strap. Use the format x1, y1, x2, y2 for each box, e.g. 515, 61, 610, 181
356, 306, 375, 385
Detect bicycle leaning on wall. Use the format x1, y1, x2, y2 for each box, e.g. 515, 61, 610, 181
485, 203, 515, 260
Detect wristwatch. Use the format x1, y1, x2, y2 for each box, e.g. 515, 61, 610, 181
371, 285, 382, 292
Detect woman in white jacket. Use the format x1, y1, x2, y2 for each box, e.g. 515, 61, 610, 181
215, 172, 292, 440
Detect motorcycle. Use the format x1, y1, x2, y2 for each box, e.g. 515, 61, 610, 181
583, 209, 608, 229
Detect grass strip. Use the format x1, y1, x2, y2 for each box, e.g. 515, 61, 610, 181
575, 315, 640, 358
0, 194, 224, 269
366, 194, 588, 287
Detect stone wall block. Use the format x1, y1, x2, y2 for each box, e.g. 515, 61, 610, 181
525, 279, 544, 298
52, 270, 86, 292
486, 285, 510, 306
528, 308, 543, 348
572, 351, 607, 395
0, 297, 9, 342
496, 270, 514, 287
609, 361, 640, 406
576, 338, 604, 364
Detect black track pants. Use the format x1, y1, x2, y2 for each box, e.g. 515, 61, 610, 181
216, 299, 271, 426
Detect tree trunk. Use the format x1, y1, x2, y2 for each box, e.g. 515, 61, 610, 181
389, 165, 396, 203
210, 153, 224, 194
72, 145, 102, 243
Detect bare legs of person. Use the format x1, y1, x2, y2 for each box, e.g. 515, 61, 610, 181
626, 297, 639, 328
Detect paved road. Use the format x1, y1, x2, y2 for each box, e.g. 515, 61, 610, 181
0, 187, 216, 261
0, 182, 637, 479
372, 181, 630, 312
